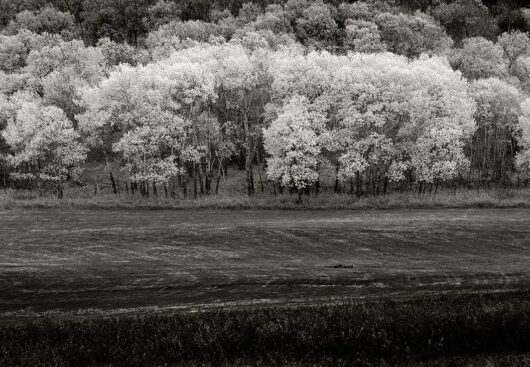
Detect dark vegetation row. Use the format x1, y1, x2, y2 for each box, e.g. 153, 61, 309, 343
2, 291, 530, 366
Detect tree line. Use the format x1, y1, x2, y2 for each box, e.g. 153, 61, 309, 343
1, 0, 530, 198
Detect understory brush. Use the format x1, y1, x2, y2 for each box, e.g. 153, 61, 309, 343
1, 187, 529, 210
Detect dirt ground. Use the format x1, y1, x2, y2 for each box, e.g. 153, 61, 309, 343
1, 209, 529, 321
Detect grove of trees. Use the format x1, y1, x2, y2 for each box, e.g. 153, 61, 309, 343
1, 0, 530, 198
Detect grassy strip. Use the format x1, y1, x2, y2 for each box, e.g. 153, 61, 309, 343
2, 291, 530, 366
1, 188, 530, 210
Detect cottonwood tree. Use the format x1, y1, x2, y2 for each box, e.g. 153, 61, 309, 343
344, 20, 385, 53
22, 39, 106, 121
513, 56, 530, 93
469, 77, 523, 185
374, 12, 453, 58
268, 51, 475, 194
497, 31, 530, 91
332, 54, 475, 193
78, 50, 219, 197
77, 64, 139, 194
337, 2, 376, 23
232, 29, 296, 51
263, 95, 326, 198
2, 100, 86, 196
516, 98, 530, 178
497, 31, 530, 72
267, 48, 348, 192
0, 93, 16, 186
4, 6, 77, 39
235, 2, 263, 26
245, 6, 293, 35
0, 30, 63, 73
450, 37, 508, 80
209, 43, 272, 195
146, 20, 228, 60
97, 37, 148, 69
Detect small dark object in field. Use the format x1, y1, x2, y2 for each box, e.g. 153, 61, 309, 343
330, 264, 355, 269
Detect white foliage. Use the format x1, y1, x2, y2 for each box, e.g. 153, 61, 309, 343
2, 101, 86, 183
266, 51, 476, 185
516, 98, 530, 177
263, 95, 325, 190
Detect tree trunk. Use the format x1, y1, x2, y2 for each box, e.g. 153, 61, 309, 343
256, 148, 264, 193
109, 171, 117, 196
193, 165, 198, 199
205, 169, 212, 195
356, 172, 362, 198
243, 114, 254, 196
215, 173, 221, 195
334, 163, 340, 193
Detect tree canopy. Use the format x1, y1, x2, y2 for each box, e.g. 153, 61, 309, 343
1, 0, 530, 197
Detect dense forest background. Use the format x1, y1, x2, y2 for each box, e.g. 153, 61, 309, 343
1, 0, 530, 199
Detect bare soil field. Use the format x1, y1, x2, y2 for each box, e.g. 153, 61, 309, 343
1, 209, 529, 321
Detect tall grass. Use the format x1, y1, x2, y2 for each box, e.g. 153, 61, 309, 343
0, 187, 529, 210
1, 291, 530, 366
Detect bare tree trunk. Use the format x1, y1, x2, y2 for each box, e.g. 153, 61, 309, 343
205, 165, 212, 195
356, 171, 362, 198
193, 165, 198, 199
257, 161, 264, 193
109, 171, 117, 195
256, 148, 264, 193
198, 164, 205, 195
215, 173, 221, 195
243, 114, 254, 196
334, 163, 340, 193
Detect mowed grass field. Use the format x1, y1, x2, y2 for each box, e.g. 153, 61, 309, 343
1, 209, 529, 320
